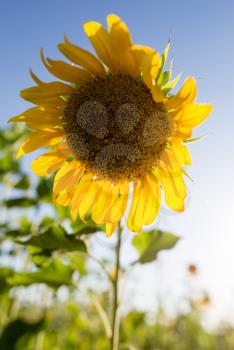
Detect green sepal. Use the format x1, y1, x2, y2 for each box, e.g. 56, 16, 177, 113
156, 41, 171, 83
184, 135, 207, 143
157, 59, 173, 87
162, 73, 182, 94
181, 168, 193, 182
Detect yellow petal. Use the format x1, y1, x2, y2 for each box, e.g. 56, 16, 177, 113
40, 49, 92, 84
127, 175, 161, 231
107, 14, 132, 47
55, 190, 72, 206
32, 144, 71, 176
107, 14, 139, 76
29, 69, 45, 85
127, 180, 145, 232
170, 141, 191, 166
176, 103, 212, 127
174, 125, 193, 139
150, 84, 165, 103
132, 45, 155, 68
165, 77, 197, 111
58, 37, 105, 76
83, 21, 117, 73
17, 129, 64, 158
143, 173, 161, 225
20, 82, 75, 106
159, 148, 184, 178
70, 174, 93, 220
53, 160, 83, 194
91, 181, 119, 224
78, 181, 101, 221
9, 106, 63, 129
106, 222, 118, 237
141, 51, 160, 85
105, 181, 129, 223
159, 169, 186, 212
159, 149, 186, 211
141, 51, 164, 102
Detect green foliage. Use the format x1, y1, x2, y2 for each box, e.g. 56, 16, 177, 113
0, 318, 43, 350
0, 126, 23, 177
120, 310, 234, 350
0, 151, 19, 175
132, 229, 180, 264
7, 259, 75, 289
71, 216, 104, 235
0, 292, 234, 350
36, 177, 54, 201
0, 268, 14, 293
4, 197, 38, 208
16, 225, 87, 254
15, 224, 87, 268
14, 174, 31, 190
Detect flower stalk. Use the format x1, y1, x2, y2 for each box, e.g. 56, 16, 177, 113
110, 223, 122, 350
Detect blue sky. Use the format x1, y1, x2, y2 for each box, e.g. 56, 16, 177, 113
1, 0, 234, 324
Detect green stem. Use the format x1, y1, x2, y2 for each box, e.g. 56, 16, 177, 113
110, 223, 122, 350
34, 331, 45, 350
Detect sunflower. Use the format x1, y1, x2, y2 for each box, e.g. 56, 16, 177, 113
9, 14, 212, 236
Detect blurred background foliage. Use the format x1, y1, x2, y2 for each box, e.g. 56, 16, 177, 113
1, 125, 234, 350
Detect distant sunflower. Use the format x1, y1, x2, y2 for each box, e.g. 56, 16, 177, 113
9, 14, 212, 235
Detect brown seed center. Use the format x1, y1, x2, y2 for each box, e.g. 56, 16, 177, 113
63, 75, 171, 182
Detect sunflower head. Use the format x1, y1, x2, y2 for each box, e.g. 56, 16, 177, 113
63, 74, 171, 182
9, 14, 212, 236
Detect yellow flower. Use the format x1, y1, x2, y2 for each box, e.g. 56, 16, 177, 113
9, 14, 212, 236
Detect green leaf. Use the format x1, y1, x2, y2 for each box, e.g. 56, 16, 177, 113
29, 247, 52, 267
69, 255, 87, 277
36, 177, 53, 201
19, 217, 32, 232
55, 204, 70, 219
7, 259, 75, 289
0, 125, 27, 147
0, 268, 14, 293
71, 215, 104, 235
4, 197, 37, 208
2, 217, 32, 239
0, 152, 20, 175
0, 318, 43, 350
14, 174, 30, 190
4, 229, 28, 238
132, 230, 180, 264
16, 225, 87, 254
0, 223, 7, 229
73, 222, 103, 235
38, 216, 58, 231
